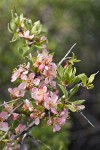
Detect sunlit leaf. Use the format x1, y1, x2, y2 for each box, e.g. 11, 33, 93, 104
58, 84, 68, 99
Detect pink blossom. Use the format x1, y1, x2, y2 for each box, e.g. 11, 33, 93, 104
18, 30, 34, 40
34, 118, 40, 125
11, 69, 20, 82
8, 87, 25, 99
33, 78, 40, 86
34, 49, 53, 73
53, 124, 61, 132
47, 108, 68, 132
23, 99, 33, 112
0, 111, 8, 121
11, 63, 30, 82
4, 102, 13, 113
30, 109, 41, 125
58, 109, 69, 125
44, 93, 59, 114
47, 118, 52, 125
31, 86, 47, 104
0, 122, 9, 132
12, 113, 19, 121
18, 82, 26, 90
15, 123, 26, 134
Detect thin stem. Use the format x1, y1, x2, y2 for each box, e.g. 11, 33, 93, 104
0, 98, 20, 107
58, 43, 77, 66
79, 111, 95, 128
95, 71, 99, 75
7, 102, 23, 120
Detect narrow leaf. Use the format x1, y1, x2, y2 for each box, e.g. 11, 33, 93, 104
57, 65, 64, 77
78, 73, 87, 86
88, 74, 95, 83
67, 105, 76, 112
73, 100, 85, 105
69, 85, 79, 98
58, 84, 68, 98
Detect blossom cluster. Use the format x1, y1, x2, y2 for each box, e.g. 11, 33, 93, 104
7, 48, 69, 132
0, 12, 97, 149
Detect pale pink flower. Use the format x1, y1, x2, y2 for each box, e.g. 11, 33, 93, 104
34, 118, 40, 125
18, 30, 34, 40
33, 78, 40, 86
15, 123, 26, 133
30, 109, 41, 125
12, 113, 19, 121
0, 111, 8, 121
23, 99, 33, 112
47, 118, 52, 125
53, 124, 61, 132
34, 49, 53, 73
18, 82, 26, 90
4, 102, 13, 113
72, 103, 85, 111
11, 69, 20, 82
58, 109, 69, 125
21, 72, 35, 89
8, 87, 25, 99
31, 86, 47, 104
11, 63, 30, 82
44, 93, 59, 114
47, 108, 68, 132
0, 122, 9, 132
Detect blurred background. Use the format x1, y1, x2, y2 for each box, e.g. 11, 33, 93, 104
0, 0, 100, 149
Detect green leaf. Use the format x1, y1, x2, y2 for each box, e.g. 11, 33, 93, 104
58, 84, 68, 98
10, 21, 17, 31
86, 84, 94, 89
73, 100, 85, 105
72, 75, 80, 83
63, 69, 69, 81
67, 64, 72, 77
67, 105, 76, 112
31, 20, 42, 35
69, 85, 79, 98
8, 23, 13, 33
88, 74, 95, 83
57, 65, 64, 77
10, 33, 18, 42
69, 52, 81, 65
78, 73, 87, 86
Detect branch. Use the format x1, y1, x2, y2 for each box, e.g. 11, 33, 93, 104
11, 120, 35, 140
0, 98, 20, 107
7, 102, 23, 120
58, 43, 77, 66
11, 112, 46, 140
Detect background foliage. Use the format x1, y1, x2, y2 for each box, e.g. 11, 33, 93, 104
0, 0, 100, 149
